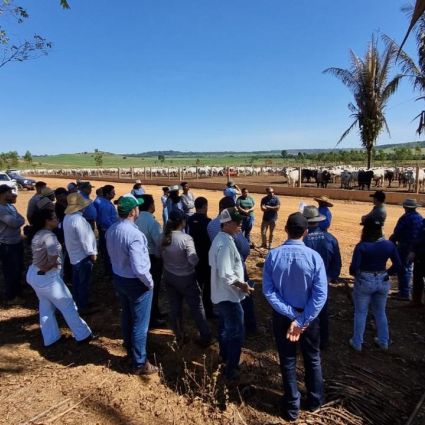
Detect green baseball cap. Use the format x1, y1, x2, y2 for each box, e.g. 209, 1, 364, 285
117, 196, 144, 214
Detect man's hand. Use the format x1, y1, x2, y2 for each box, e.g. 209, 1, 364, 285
233, 281, 255, 295
286, 321, 305, 342
90, 255, 97, 263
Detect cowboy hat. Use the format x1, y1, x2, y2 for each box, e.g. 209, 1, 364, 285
403, 198, 420, 209
313, 196, 333, 207
303, 205, 326, 223
65, 192, 92, 215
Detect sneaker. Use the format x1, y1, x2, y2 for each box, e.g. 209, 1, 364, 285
373, 337, 388, 351
133, 360, 158, 376
348, 338, 362, 352
77, 333, 98, 345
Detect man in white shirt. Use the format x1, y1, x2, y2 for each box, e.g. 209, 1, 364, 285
209, 207, 254, 381
63, 193, 97, 313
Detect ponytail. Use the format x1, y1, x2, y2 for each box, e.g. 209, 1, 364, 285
161, 216, 185, 248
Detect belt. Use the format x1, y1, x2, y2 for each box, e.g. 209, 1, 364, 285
359, 270, 386, 275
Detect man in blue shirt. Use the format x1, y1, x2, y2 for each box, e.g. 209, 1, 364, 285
390, 198, 423, 300
106, 196, 157, 376
223, 180, 241, 204
303, 205, 341, 350
96, 185, 118, 277
79, 182, 97, 230
314, 196, 333, 231
263, 212, 327, 421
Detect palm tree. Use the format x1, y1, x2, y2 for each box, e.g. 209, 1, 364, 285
324, 36, 402, 169
400, 0, 425, 50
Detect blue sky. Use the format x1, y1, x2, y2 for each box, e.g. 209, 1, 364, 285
0, 1, 422, 154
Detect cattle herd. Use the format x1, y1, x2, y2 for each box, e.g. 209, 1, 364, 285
22, 164, 425, 192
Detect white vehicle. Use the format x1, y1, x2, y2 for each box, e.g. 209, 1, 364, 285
0, 172, 18, 192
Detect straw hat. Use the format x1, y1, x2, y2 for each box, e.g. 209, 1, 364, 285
65, 192, 92, 215
303, 205, 326, 223
314, 196, 333, 207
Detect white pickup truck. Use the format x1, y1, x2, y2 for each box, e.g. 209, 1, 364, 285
0, 172, 19, 192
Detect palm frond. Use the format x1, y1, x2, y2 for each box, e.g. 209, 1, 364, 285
323, 67, 357, 91
399, 0, 425, 51
337, 119, 359, 145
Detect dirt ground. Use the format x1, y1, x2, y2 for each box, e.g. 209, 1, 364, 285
1, 177, 424, 425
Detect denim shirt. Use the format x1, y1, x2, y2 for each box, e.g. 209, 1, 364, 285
318, 206, 332, 231
304, 226, 341, 281
96, 197, 118, 231
262, 239, 328, 327
390, 210, 423, 250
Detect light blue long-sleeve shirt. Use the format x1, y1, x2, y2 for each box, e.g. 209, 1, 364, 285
106, 219, 153, 289
262, 239, 328, 327
96, 197, 118, 231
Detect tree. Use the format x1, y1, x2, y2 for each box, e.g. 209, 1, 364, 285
400, 0, 425, 50
0, 151, 19, 168
324, 36, 402, 169
281, 150, 288, 158
23, 150, 32, 165
94, 151, 103, 167
158, 154, 165, 162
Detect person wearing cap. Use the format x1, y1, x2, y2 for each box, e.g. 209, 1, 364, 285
236, 188, 255, 245
180, 181, 196, 218
223, 180, 241, 204
362, 190, 387, 226
27, 181, 47, 224
63, 193, 98, 313
188, 196, 215, 318
96, 185, 118, 276
67, 182, 79, 194
33, 187, 56, 218
135, 194, 166, 328
26, 208, 93, 346
303, 206, 342, 349
161, 208, 212, 347
161, 186, 169, 227
131, 180, 145, 198
79, 182, 97, 230
106, 196, 157, 375
260, 187, 281, 250
0, 184, 25, 304
165, 185, 184, 217
349, 217, 401, 352
208, 197, 258, 335
209, 207, 254, 381
262, 212, 327, 420
389, 199, 423, 301
314, 196, 333, 231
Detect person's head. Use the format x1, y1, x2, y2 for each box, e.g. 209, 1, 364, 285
66, 182, 78, 193
103, 185, 115, 200
241, 188, 249, 198
65, 192, 92, 215
139, 194, 155, 213
168, 185, 180, 201
181, 181, 189, 193
162, 209, 186, 248
285, 212, 308, 240
194, 196, 208, 214
40, 187, 55, 202
32, 208, 59, 233
162, 186, 169, 195
35, 181, 47, 194
266, 186, 274, 197
96, 187, 104, 197
0, 185, 15, 204
54, 188, 68, 204
226, 180, 235, 188
302, 205, 326, 229
9, 191, 18, 204
117, 196, 144, 220
218, 196, 236, 213
220, 207, 243, 235
79, 181, 94, 196
361, 217, 383, 242
402, 198, 419, 212
370, 190, 385, 206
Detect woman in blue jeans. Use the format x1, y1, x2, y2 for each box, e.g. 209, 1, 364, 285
349, 217, 401, 351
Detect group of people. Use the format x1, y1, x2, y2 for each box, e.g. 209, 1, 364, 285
0, 178, 423, 420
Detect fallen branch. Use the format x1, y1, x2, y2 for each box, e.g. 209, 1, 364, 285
405, 389, 425, 425
21, 398, 72, 425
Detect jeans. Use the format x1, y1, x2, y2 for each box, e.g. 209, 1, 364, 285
113, 274, 153, 368
98, 229, 112, 277
352, 271, 390, 349
273, 311, 323, 419
163, 270, 211, 342
397, 247, 413, 298
217, 301, 244, 379
195, 261, 214, 317
0, 241, 23, 300
241, 282, 257, 334
261, 219, 276, 246
319, 300, 329, 347
71, 256, 94, 309
27, 265, 92, 346
241, 215, 254, 243
412, 255, 425, 304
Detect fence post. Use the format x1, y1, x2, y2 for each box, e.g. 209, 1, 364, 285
196, 167, 199, 179
416, 165, 420, 194
168, 168, 170, 180
118, 168, 121, 179
298, 167, 302, 188
179, 167, 182, 181
130, 167, 134, 179
144, 167, 147, 180
150, 167, 152, 180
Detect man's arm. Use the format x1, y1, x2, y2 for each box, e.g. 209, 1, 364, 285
262, 253, 299, 320
328, 236, 342, 281
129, 238, 154, 289
294, 255, 328, 327
0, 210, 25, 229
75, 219, 97, 258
